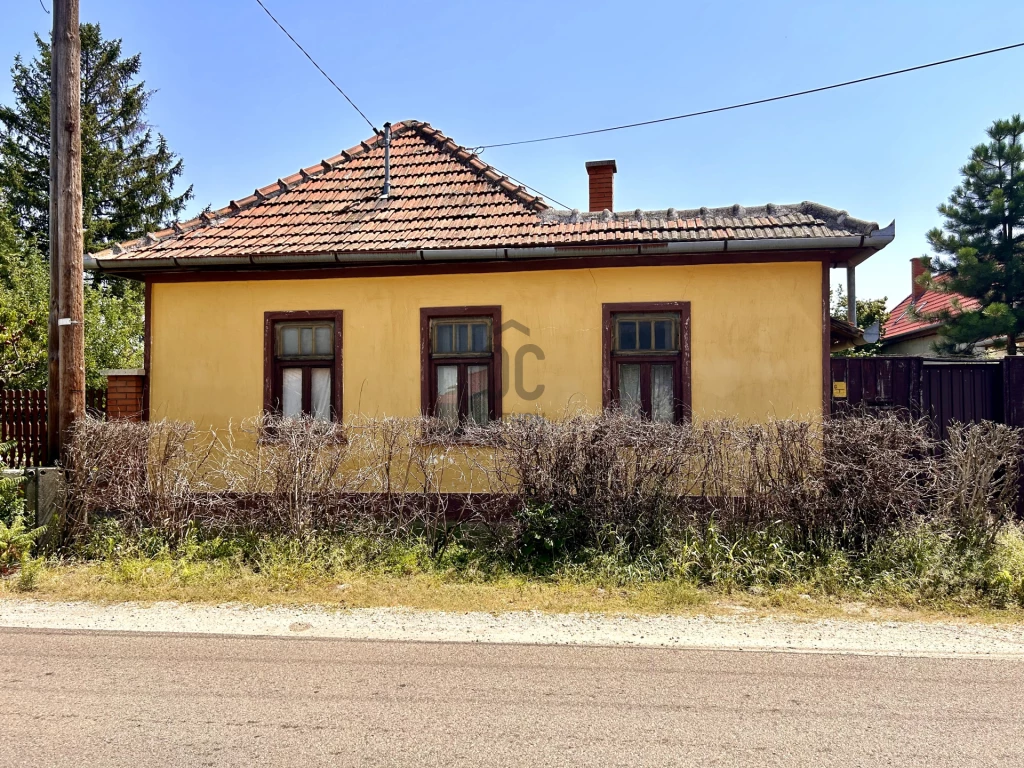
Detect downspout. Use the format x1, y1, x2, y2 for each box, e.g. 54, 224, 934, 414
846, 265, 857, 325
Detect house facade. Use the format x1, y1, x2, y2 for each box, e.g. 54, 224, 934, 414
882, 259, 985, 356
86, 121, 894, 428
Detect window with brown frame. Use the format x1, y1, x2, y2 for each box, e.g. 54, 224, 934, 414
420, 306, 502, 427
263, 310, 343, 421
603, 302, 691, 423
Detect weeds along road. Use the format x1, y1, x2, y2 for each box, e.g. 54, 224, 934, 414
1, 627, 1021, 767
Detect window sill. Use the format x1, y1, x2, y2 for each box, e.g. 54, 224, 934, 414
415, 419, 504, 448
257, 417, 348, 446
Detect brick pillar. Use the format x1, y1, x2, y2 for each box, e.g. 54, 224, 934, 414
101, 369, 146, 421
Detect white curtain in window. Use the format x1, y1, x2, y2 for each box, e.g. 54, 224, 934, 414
435, 365, 459, 424
282, 368, 302, 418
311, 368, 332, 422
618, 364, 641, 417
468, 364, 489, 425
651, 364, 675, 423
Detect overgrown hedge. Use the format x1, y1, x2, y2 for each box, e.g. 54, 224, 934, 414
61, 413, 1023, 565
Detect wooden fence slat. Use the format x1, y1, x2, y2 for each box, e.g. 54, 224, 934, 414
1005, 357, 1024, 429
832, 356, 1020, 437
0, 387, 106, 467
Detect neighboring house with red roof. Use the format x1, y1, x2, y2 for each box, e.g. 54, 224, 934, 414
881, 260, 983, 356
85, 120, 894, 427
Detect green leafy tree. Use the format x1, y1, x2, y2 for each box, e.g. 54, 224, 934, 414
829, 285, 889, 357
82, 277, 144, 386
0, 204, 142, 389
0, 22, 192, 258
0, 23, 176, 388
0, 204, 48, 386
925, 115, 1024, 356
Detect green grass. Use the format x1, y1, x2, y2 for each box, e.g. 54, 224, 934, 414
3, 518, 1024, 622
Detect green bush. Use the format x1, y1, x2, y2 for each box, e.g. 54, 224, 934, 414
983, 528, 1024, 607
56, 516, 1024, 610
0, 440, 25, 526
673, 522, 811, 589
504, 502, 588, 571
0, 514, 44, 573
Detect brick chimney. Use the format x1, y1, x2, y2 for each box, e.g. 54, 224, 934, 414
586, 160, 617, 212
911, 258, 929, 302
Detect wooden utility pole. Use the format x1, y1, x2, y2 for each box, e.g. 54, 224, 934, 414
49, 0, 85, 463
46, 0, 62, 465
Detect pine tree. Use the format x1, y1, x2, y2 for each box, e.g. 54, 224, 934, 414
0, 22, 192, 257
925, 115, 1024, 356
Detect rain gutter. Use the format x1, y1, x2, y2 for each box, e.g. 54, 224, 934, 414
83, 221, 895, 272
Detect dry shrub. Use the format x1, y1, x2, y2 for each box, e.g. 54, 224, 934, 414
820, 412, 937, 549
61, 412, 1024, 557
937, 421, 1023, 542
710, 419, 821, 535
212, 415, 356, 533
480, 415, 823, 556
479, 413, 694, 556
346, 415, 476, 552
63, 419, 216, 539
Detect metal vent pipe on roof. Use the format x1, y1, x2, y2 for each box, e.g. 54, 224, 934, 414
381, 122, 392, 198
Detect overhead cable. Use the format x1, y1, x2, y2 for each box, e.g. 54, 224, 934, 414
478, 42, 1024, 149
254, 0, 377, 133
499, 171, 572, 211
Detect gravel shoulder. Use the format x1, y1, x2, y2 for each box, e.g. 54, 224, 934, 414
3, 597, 1024, 658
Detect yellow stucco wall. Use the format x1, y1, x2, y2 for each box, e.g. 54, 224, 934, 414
149, 261, 824, 427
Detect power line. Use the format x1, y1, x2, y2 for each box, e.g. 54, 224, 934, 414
253, 0, 377, 133
478, 41, 1024, 149
500, 171, 572, 211
254, 1, 567, 208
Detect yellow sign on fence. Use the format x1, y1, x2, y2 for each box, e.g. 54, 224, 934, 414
832, 381, 848, 399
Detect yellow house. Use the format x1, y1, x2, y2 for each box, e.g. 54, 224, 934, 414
86, 120, 894, 428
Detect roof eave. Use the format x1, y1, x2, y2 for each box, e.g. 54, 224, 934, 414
843, 220, 895, 268
85, 232, 892, 272
880, 322, 944, 344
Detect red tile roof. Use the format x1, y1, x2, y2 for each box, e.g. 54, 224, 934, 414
882, 277, 981, 340
91, 120, 889, 266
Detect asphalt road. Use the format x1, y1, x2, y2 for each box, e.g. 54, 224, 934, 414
1, 628, 1021, 767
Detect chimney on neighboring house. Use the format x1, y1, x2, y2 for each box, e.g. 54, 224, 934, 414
586, 160, 617, 212
912, 258, 929, 302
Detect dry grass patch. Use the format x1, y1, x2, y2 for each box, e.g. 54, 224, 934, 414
6, 560, 1024, 625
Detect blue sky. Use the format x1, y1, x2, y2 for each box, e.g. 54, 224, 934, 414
3, 0, 1023, 307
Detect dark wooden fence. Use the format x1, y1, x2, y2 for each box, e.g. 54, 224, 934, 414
830, 356, 1024, 434
1, 388, 106, 467
832, 356, 1024, 516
